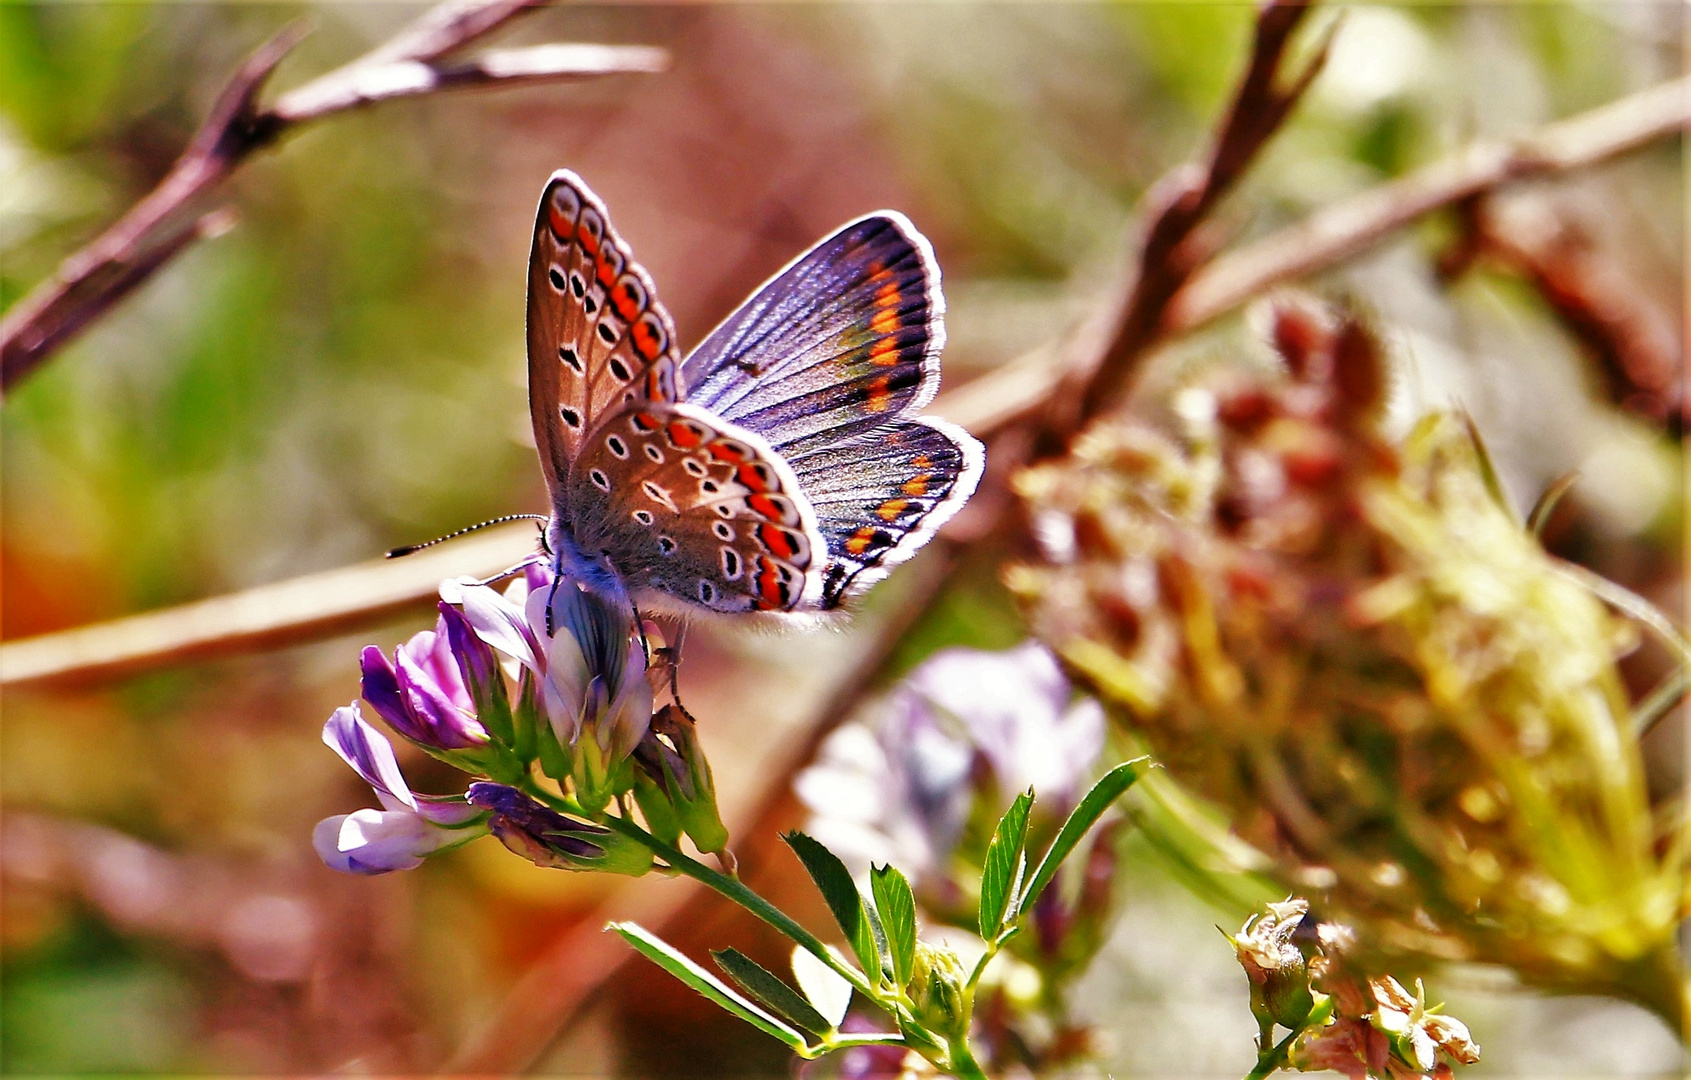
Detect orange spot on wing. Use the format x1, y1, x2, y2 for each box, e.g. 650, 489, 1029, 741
752, 555, 792, 609
737, 463, 774, 493
913, 454, 934, 469
844, 525, 879, 557
666, 421, 705, 449
577, 225, 600, 256
708, 441, 751, 464
632, 319, 662, 361
747, 494, 787, 523
875, 498, 909, 522
612, 280, 642, 321
757, 523, 799, 560
901, 474, 930, 497
869, 337, 900, 367
866, 375, 892, 414
547, 205, 575, 241
631, 411, 661, 432
870, 308, 900, 335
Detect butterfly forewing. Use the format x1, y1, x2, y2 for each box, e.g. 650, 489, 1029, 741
786, 417, 983, 609
679, 214, 944, 460
527, 170, 680, 496
563, 401, 826, 614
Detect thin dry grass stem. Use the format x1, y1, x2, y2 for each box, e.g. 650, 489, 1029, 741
0, 0, 667, 394
0, 523, 535, 688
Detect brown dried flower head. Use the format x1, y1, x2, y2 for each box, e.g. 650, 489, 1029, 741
1009, 296, 1680, 1021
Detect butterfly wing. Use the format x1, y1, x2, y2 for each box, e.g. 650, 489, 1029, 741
563, 401, 827, 614
786, 417, 983, 609
678, 211, 981, 610
679, 212, 944, 460
528, 170, 680, 499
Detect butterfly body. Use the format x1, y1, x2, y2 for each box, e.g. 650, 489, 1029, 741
527, 170, 982, 619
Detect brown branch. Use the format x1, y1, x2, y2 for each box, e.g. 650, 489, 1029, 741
1059, 0, 1335, 434
947, 74, 1691, 446
1168, 75, 1690, 334
1440, 193, 1684, 427
0, 523, 535, 687
0, 0, 668, 396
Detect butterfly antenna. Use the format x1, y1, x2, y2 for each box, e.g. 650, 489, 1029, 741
386, 514, 549, 559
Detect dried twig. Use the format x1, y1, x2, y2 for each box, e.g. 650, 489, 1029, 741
1058, 0, 1335, 434
1169, 75, 1690, 334
0, 0, 667, 395
0, 524, 535, 687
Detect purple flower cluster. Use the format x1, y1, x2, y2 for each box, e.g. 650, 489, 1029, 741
796, 641, 1104, 884
314, 565, 722, 875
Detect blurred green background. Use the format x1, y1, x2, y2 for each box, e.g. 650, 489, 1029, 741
1, 3, 1682, 1074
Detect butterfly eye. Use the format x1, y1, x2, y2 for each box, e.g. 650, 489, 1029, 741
712, 521, 734, 541
560, 406, 581, 429
547, 184, 582, 239
720, 549, 742, 580
559, 345, 582, 373
632, 509, 654, 526
643, 444, 664, 464
569, 272, 587, 299
606, 435, 629, 458
657, 535, 677, 556
589, 468, 610, 491
607, 356, 630, 381
547, 266, 566, 292
697, 580, 716, 604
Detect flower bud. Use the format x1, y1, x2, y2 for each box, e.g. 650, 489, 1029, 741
907, 941, 969, 1043
634, 705, 729, 854
465, 783, 652, 876
1228, 899, 1315, 1035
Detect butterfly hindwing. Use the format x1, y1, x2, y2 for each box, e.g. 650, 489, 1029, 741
528, 170, 680, 497
679, 213, 944, 461
785, 417, 984, 609
563, 401, 827, 614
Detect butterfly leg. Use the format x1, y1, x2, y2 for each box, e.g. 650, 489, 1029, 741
471, 554, 543, 589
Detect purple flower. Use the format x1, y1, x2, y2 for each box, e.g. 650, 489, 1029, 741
796, 642, 1104, 883
361, 619, 489, 752
465, 783, 652, 876
314, 704, 485, 875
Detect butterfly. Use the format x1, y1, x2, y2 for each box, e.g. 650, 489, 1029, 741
526, 169, 983, 619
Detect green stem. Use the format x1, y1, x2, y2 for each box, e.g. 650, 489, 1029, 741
1242, 997, 1331, 1080
518, 779, 881, 1001
946, 1034, 990, 1080
1242, 1027, 1301, 1080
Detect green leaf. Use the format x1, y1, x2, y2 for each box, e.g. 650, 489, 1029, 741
712, 948, 834, 1036
783, 832, 879, 980
978, 790, 1033, 939
609, 923, 808, 1051
870, 865, 917, 987
1019, 759, 1148, 914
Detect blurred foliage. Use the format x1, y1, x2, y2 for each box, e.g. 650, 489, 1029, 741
1, 2, 1682, 1075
